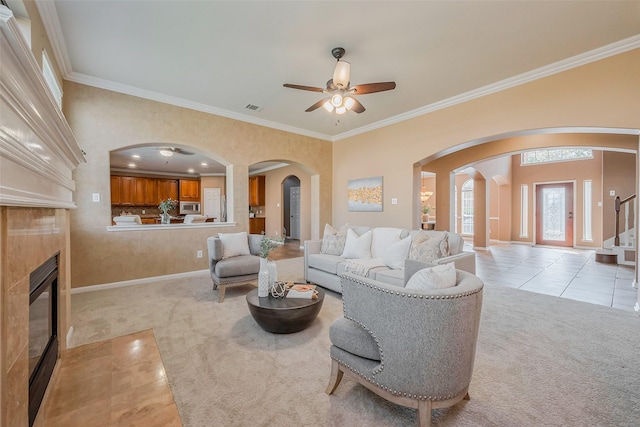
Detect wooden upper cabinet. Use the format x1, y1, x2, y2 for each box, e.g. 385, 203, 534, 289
179, 180, 200, 202
134, 177, 147, 206
110, 176, 177, 206
158, 179, 179, 203
110, 176, 121, 205
249, 175, 265, 206
145, 178, 158, 205
119, 177, 135, 206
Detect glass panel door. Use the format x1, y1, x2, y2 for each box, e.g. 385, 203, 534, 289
536, 183, 573, 247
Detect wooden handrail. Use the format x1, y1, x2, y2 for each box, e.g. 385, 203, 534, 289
614, 194, 636, 246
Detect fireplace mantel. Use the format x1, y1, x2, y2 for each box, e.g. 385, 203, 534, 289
0, 6, 84, 209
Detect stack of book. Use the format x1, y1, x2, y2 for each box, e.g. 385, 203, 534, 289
286, 284, 318, 299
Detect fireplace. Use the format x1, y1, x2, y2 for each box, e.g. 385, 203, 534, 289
28, 254, 59, 426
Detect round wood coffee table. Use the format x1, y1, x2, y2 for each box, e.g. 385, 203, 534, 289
246, 287, 325, 334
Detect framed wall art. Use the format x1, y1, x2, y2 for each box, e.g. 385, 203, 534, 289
348, 176, 383, 212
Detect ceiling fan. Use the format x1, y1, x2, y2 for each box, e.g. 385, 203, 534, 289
157, 147, 194, 157
283, 47, 396, 114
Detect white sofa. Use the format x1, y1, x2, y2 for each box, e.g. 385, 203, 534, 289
304, 226, 475, 294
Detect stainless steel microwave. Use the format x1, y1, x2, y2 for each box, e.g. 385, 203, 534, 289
179, 202, 201, 215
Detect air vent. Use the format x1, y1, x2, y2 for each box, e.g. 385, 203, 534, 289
245, 104, 262, 112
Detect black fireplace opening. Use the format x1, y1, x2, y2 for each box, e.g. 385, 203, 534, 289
28, 253, 59, 427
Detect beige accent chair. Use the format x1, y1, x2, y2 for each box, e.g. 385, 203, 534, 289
206, 234, 262, 302
326, 259, 484, 427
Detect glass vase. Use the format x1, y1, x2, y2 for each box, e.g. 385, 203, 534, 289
258, 258, 269, 297
161, 212, 170, 224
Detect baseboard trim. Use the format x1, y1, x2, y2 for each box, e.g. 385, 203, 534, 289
71, 269, 209, 294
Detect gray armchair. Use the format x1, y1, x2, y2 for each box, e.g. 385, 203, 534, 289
326, 260, 484, 427
206, 233, 263, 302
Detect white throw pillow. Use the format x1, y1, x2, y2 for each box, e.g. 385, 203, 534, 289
218, 232, 251, 258
405, 263, 457, 291
341, 229, 372, 259
382, 235, 412, 269
320, 223, 348, 255
371, 227, 406, 258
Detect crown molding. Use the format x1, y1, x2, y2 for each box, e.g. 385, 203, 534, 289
333, 34, 640, 141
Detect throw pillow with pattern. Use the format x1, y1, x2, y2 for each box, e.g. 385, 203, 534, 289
320, 223, 348, 255
409, 231, 450, 263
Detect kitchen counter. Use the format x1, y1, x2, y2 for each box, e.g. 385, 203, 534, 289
107, 221, 236, 232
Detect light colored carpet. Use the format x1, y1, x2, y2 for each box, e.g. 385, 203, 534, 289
71, 258, 640, 426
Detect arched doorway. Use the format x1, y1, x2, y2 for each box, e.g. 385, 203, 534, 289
283, 175, 301, 239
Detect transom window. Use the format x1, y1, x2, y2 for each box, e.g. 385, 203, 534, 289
521, 148, 593, 165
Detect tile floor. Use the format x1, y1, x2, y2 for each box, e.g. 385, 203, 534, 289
35, 330, 182, 427
472, 242, 638, 312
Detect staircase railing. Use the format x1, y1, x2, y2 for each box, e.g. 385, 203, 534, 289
614, 194, 636, 247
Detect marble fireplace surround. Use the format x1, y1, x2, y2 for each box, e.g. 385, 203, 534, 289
1, 7, 84, 427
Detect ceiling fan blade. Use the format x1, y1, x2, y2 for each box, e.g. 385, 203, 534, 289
350, 98, 366, 113
351, 82, 396, 95
283, 84, 324, 93
305, 98, 329, 112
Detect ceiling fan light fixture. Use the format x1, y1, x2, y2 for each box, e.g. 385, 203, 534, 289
333, 60, 350, 88
343, 96, 355, 110
335, 106, 347, 115
331, 93, 343, 107
159, 149, 173, 157
322, 100, 334, 112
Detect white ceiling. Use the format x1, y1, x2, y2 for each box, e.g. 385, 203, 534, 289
27, 1, 640, 173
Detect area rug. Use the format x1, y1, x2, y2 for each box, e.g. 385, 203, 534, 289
70, 257, 640, 426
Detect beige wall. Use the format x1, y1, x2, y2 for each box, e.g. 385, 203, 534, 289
333, 50, 640, 232
64, 82, 332, 287
510, 151, 604, 247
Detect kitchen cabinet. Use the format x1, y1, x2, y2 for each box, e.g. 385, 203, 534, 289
179, 180, 200, 202
249, 217, 265, 234
111, 176, 177, 206
110, 176, 121, 205
145, 178, 158, 205
119, 176, 135, 206
157, 179, 179, 203
134, 177, 147, 206
249, 175, 265, 206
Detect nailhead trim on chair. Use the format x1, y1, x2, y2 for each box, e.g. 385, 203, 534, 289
340, 274, 482, 299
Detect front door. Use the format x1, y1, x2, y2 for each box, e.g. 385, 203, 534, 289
536, 183, 573, 247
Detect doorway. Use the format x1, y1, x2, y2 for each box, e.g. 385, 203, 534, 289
536, 182, 574, 247
282, 175, 301, 240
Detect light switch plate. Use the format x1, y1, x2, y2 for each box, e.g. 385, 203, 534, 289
92, 193, 100, 202
609, 190, 616, 196
391, 198, 398, 205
